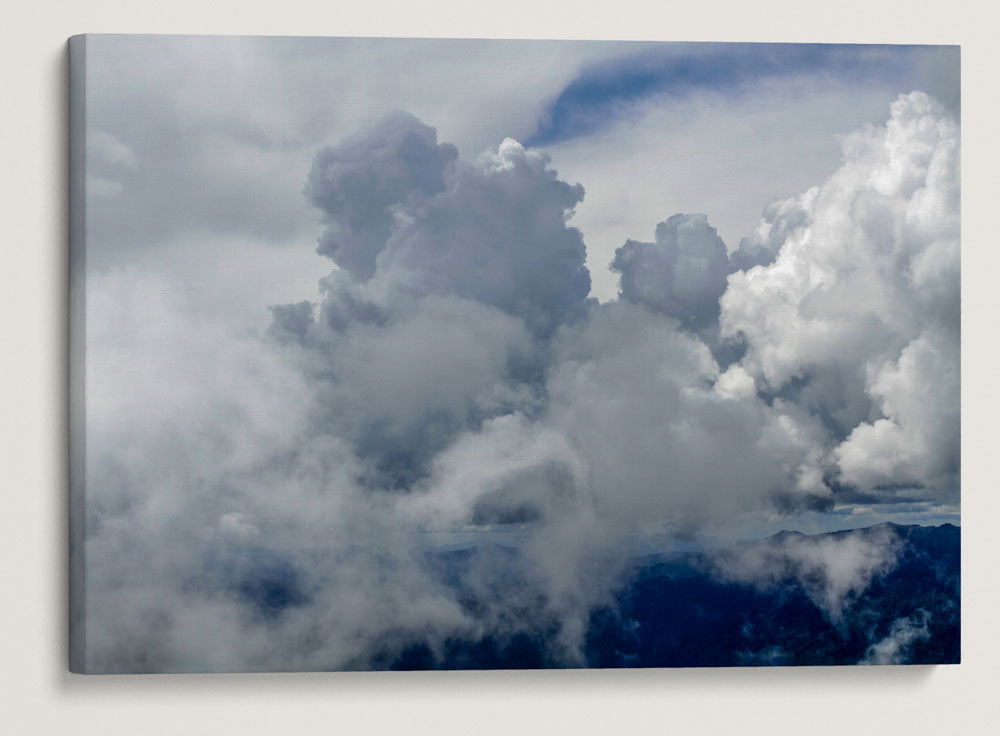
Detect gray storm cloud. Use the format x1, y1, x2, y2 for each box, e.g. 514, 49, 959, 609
611, 213, 730, 330
859, 610, 932, 665
304, 116, 591, 336
305, 111, 459, 281
83, 91, 959, 672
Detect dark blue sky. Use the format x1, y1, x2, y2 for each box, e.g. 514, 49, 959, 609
526, 43, 958, 146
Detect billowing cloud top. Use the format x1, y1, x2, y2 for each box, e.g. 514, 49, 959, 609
303, 113, 591, 337
306, 111, 459, 281
611, 213, 730, 330
721, 91, 960, 502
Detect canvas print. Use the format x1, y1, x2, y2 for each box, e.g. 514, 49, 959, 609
68, 36, 960, 673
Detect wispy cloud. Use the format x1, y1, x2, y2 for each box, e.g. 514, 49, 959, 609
860, 611, 932, 665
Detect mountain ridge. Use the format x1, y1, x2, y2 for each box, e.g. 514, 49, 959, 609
387, 521, 960, 669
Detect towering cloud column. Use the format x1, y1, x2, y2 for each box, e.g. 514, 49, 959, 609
720, 91, 960, 503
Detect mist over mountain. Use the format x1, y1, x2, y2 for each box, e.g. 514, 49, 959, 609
378, 523, 959, 669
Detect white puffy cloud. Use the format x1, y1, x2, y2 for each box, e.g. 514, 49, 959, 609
715, 364, 756, 400
834, 329, 959, 493
730, 193, 812, 271
720, 91, 959, 501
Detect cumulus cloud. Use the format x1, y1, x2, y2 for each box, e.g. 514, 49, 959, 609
303, 118, 592, 337
720, 91, 960, 503
611, 213, 730, 330
729, 194, 811, 271
305, 111, 459, 280
834, 330, 960, 492
274, 118, 596, 487
82, 91, 959, 672
376, 138, 592, 335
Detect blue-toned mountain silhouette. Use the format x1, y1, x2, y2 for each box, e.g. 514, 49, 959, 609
381, 523, 959, 669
